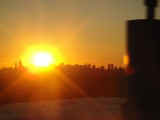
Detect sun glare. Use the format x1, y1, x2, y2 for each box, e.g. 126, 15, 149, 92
21, 44, 63, 72
33, 52, 54, 67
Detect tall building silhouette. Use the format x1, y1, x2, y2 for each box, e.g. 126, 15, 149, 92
126, 0, 160, 119
107, 64, 114, 71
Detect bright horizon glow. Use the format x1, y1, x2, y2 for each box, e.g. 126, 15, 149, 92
21, 44, 63, 72
33, 52, 54, 67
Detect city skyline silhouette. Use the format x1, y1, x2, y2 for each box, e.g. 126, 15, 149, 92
0, 0, 160, 120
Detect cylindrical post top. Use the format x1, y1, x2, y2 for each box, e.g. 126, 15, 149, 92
144, 0, 158, 19
145, 0, 158, 7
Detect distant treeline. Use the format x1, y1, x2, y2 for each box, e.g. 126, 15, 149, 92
0, 63, 128, 104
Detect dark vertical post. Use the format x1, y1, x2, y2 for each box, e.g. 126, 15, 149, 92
145, 0, 157, 19
126, 0, 160, 119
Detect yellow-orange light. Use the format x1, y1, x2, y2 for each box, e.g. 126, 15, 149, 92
33, 52, 54, 67
21, 44, 64, 73
123, 55, 129, 65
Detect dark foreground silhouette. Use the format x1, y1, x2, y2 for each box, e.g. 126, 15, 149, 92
0, 63, 127, 104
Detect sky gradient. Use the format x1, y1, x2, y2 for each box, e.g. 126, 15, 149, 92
0, 0, 160, 68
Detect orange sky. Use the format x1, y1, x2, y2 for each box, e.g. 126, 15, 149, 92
0, 0, 160, 68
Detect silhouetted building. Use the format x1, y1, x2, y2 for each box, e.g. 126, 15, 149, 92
126, 0, 160, 119
107, 64, 114, 71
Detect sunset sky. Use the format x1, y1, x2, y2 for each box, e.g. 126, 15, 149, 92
0, 0, 160, 68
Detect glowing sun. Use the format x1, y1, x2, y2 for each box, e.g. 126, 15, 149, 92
21, 44, 63, 72
32, 52, 54, 67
